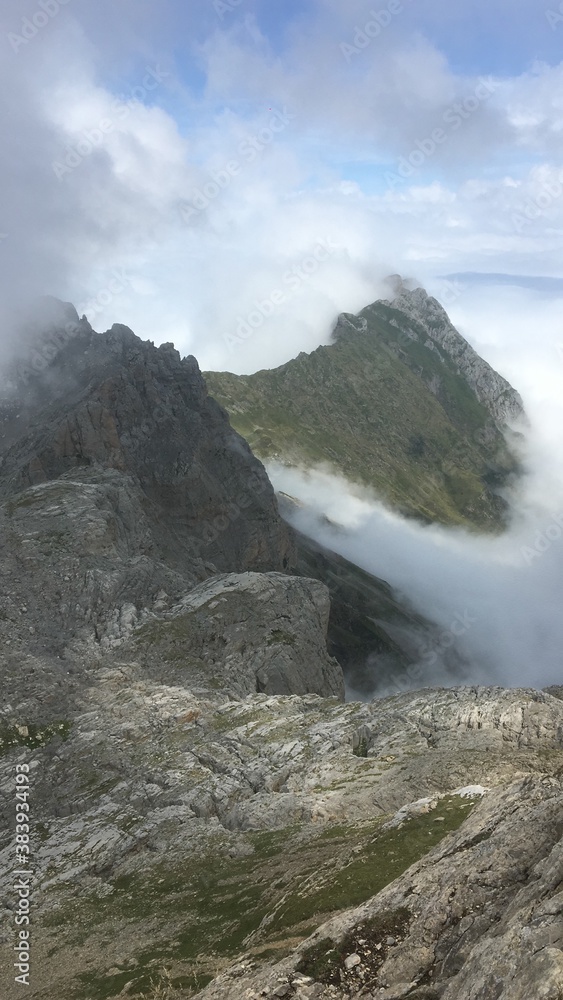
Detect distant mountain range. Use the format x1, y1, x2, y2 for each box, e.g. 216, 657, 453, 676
205, 277, 525, 530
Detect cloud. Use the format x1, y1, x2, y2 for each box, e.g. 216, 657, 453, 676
266, 284, 563, 694
1, 0, 563, 380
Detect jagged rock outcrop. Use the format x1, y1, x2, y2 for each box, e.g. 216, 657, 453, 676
0, 298, 294, 585
0, 299, 558, 1000
130, 571, 345, 699
0, 301, 299, 660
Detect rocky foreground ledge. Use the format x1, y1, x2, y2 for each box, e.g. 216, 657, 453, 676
1, 683, 562, 1000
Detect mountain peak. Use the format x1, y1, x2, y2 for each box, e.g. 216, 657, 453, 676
378, 282, 525, 428
205, 289, 525, 531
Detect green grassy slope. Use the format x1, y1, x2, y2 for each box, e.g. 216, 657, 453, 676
204, 300, 520, 530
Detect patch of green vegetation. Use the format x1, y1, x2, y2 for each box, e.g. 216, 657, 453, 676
268, 796, 475, 930
75, 968, 137, 1000
207, 677, 224, 690
266, 629, 296, 646
134, 616, 204, 670
353, 737, 368, 758
35, 821, 51, 842
0, 720, 72, 755
317, 824, 348, 841
52, 796, 475, 999
247, 828, 299, 858
204, 298, 520, 531
74, 963, 213, 1000
208, 707, 272, 733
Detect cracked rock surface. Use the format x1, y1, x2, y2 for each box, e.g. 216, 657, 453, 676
1, 683, 562, 999
0, 302, 561, 1000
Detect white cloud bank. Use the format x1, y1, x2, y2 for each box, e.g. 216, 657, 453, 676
267, 285, 563, 693
1, 0, 563, 374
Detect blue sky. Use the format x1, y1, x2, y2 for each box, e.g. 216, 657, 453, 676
1, 0, 563, 377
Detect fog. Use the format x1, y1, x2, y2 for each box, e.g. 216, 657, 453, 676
267, 284, 563, 693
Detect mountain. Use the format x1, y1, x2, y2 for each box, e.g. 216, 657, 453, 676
1, 301, 560, 1000
0, 300, 307, 659
0, 297, 295, 584
0, 298, 469, 698
204, 280, 525, 531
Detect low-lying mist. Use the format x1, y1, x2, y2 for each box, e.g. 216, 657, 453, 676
270, 454, 562, 693
265, 287, 563, 696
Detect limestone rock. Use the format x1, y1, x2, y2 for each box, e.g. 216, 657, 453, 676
196, 774, 563, 1000
1, 684, 562, 998
131, 571, 345, 699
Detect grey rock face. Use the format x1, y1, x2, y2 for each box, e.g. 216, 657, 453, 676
0, 468, 191, 659
194, 686, 563, 999
0, 304, 302, 666
0, 301, 558, 1000
130, 571, 345, 699
382, 281, 525, 429
1, 683, 561, 999
0, 308, 295, 581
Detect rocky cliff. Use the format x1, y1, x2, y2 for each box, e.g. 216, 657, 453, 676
0, 299, 299, 660
0, 298, 294, 580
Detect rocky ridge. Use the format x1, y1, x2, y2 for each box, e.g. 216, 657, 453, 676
204, 282, 525, 531
0, 300, 298, 662
381, 278, 524, 428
